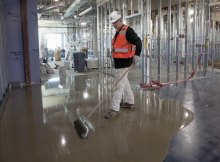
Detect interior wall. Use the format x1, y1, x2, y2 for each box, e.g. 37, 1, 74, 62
4, 0, 25, 84
0, 0, 9, 104
27, 0, 40, 83
3, 0, 40, 85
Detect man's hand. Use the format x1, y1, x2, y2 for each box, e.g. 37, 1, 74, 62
134, 55, 140, 64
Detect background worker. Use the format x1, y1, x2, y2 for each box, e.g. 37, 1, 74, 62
104, 11, 142, 119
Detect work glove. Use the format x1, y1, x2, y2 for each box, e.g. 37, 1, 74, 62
134, 55, 140, 64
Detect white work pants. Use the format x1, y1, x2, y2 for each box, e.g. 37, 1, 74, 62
111, 67, 134, 111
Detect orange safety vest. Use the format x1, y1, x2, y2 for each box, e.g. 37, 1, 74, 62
112, 25, 136, 58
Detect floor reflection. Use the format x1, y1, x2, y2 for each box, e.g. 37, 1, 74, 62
0, 70, 195, 162
39, 73, 194, 162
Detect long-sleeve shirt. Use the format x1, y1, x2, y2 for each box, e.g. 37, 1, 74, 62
113, 25, 142, 69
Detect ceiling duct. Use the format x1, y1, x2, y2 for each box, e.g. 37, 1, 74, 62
37, 2, 65, 14
64, 0, 90, 18
78, 6, 93, 16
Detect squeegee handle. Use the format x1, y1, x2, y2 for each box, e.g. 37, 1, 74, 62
87, 65, 133, 119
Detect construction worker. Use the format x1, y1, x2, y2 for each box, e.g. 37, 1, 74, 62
104, 11, 142, 119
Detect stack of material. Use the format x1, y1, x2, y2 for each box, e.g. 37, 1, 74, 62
81, 47, 88, 59
54, 48, 61, 61
208, 61, 220, 69
81, 47, 88, 53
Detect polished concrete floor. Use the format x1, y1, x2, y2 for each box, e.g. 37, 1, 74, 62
160, 72, 220, 162
0, 67, 220, 162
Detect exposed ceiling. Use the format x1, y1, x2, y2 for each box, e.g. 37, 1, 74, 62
37, 0, 96, 27
37, 0, 220, 27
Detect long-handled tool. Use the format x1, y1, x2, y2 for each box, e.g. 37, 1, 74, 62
74, 65, 133, 139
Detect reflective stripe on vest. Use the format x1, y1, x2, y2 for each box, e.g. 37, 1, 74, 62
114, 46, 136, 53
114, 48, 128, 53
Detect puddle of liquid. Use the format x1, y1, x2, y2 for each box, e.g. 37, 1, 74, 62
0, 68, 194, 162
41, 74, 194, 162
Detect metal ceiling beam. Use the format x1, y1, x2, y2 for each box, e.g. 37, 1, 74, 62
63, 0, 90, 18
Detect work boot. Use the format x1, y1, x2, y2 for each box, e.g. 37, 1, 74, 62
120, 99, 124, 106
120, 101, 124, 107
120, 102, 135, 109
104, 109, 119, 119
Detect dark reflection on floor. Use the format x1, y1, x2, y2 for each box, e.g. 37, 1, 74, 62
160, 73, 220, 162
0, 73, 194, 162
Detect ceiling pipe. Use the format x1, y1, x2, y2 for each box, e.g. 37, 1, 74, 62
64, 0, 88, 18
64, 0, 94, 18
37, 1, 65, 14
78, 6, 93, 16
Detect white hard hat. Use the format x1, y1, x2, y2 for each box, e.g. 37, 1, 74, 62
109, 11, 122, 24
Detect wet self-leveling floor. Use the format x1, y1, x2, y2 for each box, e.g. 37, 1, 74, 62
0, 72, 194, 162
1, 70, 220, 162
